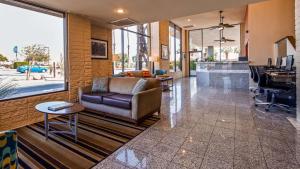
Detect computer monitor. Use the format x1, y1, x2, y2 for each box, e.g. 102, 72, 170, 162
285, 55, 294, 71
267, 58, 272, 67
275, 56, 282, 69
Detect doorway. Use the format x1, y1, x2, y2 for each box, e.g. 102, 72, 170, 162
189, 51, 202, 76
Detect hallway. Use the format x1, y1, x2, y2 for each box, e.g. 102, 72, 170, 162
95, 77, 299, 169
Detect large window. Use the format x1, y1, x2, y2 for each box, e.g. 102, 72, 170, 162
0, 2, 66, 100
169, 23, 182, 72
189, 25, 241, 62
112, 24, 150, 74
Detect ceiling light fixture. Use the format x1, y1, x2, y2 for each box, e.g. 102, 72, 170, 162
116, 8, 125, 14
187, 19, 191, 22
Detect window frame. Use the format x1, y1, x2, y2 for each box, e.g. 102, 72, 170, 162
0, 0, 68, 101
169, 22, 182, 72
112, 24, 151, 74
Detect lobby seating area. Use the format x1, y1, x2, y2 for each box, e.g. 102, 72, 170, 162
79, 77, 162, 123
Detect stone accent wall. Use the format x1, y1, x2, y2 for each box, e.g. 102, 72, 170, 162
0, 14, 92, 131
91, 25, 113, 77
0, 92, 68, 131
68, 14, 92, 101
296, 0, 300, 121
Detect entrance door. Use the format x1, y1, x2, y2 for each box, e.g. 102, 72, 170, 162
189, 51, 202, 76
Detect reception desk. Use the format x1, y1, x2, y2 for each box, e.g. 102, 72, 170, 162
196, 61, 249, 89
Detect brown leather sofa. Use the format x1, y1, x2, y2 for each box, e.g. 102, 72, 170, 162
78, 77, 162, 123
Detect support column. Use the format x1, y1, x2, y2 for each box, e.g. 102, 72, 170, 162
296, 0, 300, 121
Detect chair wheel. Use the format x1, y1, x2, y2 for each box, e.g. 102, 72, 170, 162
255, 104, 258, 107
265, 108, 269, 112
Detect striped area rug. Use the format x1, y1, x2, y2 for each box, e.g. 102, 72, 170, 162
16, 111, 159, 169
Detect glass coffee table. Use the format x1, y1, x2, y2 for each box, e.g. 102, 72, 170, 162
35, 101, 84, 141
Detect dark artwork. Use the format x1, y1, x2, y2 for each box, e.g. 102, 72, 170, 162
91, 39, 108, 59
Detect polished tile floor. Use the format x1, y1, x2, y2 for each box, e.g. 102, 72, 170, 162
94, 77, 300, 169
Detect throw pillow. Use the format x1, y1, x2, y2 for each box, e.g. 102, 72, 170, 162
131, 79, 148, 94
92, 77, 109, 93
142, 70, 151, 77
127, 72, 134, 77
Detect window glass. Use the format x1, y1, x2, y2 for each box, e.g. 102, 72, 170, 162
175, 27, 182, 71
112, 29, 122, 74
113, 24, 150, 74
169, 26, 175, 72
189, 25, 240, 62
169, 23, 182, 72
0, 2, 66, 100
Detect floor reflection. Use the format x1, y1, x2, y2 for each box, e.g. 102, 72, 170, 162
94, 77, 299, 169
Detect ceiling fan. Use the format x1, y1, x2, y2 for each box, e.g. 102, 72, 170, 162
209, 11, 235, 30
214, 30, 235, 43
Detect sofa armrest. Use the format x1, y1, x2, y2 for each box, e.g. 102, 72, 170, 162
131, 87, 162, 121
78, 85, 92, 103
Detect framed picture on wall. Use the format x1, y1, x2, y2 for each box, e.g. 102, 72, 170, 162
91, 39, 108, 59
161, 44, 169, 60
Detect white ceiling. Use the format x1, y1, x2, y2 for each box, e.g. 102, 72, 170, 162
26, 0, 266, 27
173, 7, 246, 51
171, 7, 247, 30
189, 25, 241, 50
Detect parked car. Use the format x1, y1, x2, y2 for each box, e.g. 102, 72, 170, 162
17, 65, 48, 73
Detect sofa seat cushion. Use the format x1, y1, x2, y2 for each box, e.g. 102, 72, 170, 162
102, 94, 133, 109
81, 92, 116, 104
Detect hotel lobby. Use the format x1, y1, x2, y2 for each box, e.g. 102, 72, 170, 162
0, 0, 299, 168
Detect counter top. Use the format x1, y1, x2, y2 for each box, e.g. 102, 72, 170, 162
197, 61, 249, 71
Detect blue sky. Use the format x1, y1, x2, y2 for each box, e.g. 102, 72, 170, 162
0, 3, 64, 62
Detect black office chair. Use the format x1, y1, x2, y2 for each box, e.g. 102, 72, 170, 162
254, 66, 280, 106
249, 65, 254, 79
252, 66, 259, 83
249, 65, 260, 95
249, 66, 256, 92
265, 86, 296, 112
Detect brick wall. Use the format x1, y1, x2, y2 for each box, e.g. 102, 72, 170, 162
68, 14, 92, 101
91, 25, 113, 77
0, 14, 92, 131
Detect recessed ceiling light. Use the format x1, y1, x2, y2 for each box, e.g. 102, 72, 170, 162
116, 8, 125, 14
187, 19, 191, 22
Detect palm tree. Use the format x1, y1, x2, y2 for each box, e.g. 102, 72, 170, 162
0, 79, 17, 99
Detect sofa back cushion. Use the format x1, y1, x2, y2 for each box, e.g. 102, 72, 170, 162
142, 70, 152, 77
109, 78, 140, 94
125, 71, 143, 77
92, 77, 109, 93
131, 79, 148, 94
